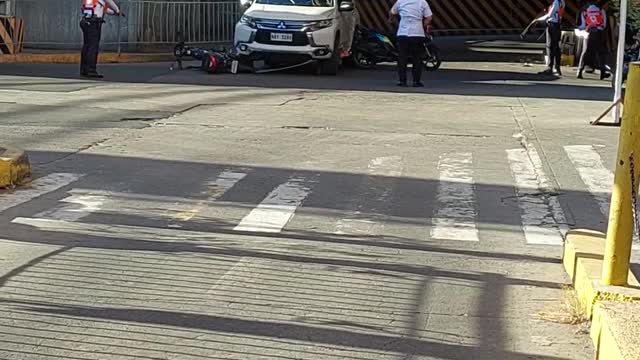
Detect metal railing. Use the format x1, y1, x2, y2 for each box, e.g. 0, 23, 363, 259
8, 0, 242, 52
124, 0, 241, 50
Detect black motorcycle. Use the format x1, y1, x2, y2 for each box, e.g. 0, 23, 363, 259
609, 46, 639, 90
350, 24, 441, 71
171, 42, 235, 74
621, 47, 639, 83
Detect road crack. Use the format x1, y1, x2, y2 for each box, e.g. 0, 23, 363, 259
277, 91, 311, 106
509, 102, 575, 232
32, 138, 111, 166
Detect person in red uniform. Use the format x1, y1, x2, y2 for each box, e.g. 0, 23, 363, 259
577, 0, 610, 79
80, 0, 124, 78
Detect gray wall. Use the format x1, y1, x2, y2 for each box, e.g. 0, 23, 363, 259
15, 0, 125, 50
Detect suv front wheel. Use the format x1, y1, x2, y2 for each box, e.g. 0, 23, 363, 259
318, 36, 341, 76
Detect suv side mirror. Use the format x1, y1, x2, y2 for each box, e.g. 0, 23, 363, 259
240, 0, 252, 8
339, 1, 354, 12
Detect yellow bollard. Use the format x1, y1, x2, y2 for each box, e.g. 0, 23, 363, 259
603, 62, 640, 286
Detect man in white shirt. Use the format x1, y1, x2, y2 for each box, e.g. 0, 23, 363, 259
390, 0, 433, 87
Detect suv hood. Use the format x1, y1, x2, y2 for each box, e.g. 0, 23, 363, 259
246, 4, 336, 21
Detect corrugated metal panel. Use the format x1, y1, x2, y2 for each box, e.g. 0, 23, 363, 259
355, 0, 590, 35
14, 0, 119, 49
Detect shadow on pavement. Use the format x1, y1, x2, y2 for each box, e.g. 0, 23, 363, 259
0, 299, 574, 360
0, 150, 613, 359
0, 62, 614, 101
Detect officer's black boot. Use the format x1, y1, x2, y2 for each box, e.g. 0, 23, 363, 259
599, 58, 611, 80
577, 69, 584, 79
87, 72, 104, 79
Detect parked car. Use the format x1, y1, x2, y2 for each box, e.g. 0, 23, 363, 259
234, 0, 360, 75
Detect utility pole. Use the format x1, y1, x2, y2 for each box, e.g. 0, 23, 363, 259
612, 0, 629, 124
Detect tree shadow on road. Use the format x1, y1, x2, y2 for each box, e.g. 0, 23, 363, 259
0, 62, 614, 101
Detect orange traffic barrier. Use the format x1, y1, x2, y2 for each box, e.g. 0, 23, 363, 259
0, 16, 24, 55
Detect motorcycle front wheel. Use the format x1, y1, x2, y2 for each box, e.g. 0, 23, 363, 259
423, 45, 441, 71
352, 49, 376, 70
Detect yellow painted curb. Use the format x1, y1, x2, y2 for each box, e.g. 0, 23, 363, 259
563, 229, 640, 359
0, 52, 173, 64
0, 146, 32, 188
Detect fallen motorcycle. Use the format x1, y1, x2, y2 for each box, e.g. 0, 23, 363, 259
622, 47, 639, 83
350, 24, 441, 71
171, 42, 315, 74
171, 42, 237, 74
610, 46, 639, 90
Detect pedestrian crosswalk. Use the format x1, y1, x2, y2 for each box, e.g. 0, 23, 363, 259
1, 144, 634, 247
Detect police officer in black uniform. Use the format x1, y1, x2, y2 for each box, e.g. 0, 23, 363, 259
80, 0, 124, 78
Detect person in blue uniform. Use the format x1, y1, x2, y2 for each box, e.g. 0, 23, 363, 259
538, 0, 565, 76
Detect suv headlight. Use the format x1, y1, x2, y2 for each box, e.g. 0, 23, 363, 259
240, 15, 257, 29
304, 19, 333, 32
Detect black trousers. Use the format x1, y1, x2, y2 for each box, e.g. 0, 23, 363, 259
577, 36, 595, 70
579, 29, 607, 74
80, 18, 103, 74
546, 22, 562, 70
397, 36, 426, 84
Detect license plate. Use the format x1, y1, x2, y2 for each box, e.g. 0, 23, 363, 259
270, 33, 293, 42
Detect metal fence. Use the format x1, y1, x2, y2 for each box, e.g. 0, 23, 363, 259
8, 0, 242, 52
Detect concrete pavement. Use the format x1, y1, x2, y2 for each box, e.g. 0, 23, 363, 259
0, 61, 626, 359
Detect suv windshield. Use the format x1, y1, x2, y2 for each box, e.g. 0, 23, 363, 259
255, 0, 334, 7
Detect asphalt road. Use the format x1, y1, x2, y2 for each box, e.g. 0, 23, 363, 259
0, 60, 628, 359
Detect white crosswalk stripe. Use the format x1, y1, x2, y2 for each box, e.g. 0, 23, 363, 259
563, 145, 639, 246
430, 152, 479, 242
32, 170, 248, 225
35, 192, 107, 222
336, 156, 403, 235
47, 189, 213, 215
12, 217, 221, 243
564, 145, 614, 218
233, 177, 314, 233
169, 170, 247, 227
507, 147, 565, 245
0, 173, 84, 213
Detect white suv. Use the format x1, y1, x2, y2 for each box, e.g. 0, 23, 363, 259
234, 0, 360, 75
